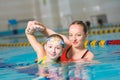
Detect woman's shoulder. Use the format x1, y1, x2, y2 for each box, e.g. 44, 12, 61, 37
89, 50, 94, 56
88, 50, 94, 56
84, 50, 94, 61
86, 50, 94, 57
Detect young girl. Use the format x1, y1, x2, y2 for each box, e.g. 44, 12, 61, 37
25, 24, 67, 79
26, 23, 65, 64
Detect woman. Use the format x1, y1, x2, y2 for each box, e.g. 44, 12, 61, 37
27, 20, 94, 62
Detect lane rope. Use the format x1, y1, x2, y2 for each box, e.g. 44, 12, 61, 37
0, 40, 120, 47
89, 28, 120, 35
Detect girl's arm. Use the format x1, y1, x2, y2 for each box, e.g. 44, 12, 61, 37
25, 21, 45, 59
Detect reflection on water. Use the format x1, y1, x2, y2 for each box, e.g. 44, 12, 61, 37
32, 62, 99, 80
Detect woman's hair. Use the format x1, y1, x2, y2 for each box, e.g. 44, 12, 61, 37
46, 34, 65, 48
69, 20, 88, 33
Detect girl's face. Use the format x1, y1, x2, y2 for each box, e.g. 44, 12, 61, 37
69, 24, 87, 48
45, 37, 63, 60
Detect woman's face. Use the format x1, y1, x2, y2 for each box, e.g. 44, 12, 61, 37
45, 37, 63, 60
69, 24, 87, 48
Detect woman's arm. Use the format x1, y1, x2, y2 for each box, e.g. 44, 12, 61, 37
34, 21, 71, 47
25, 21, 45, 59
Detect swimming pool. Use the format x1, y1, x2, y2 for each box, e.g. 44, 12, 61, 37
0, 29, 120, 80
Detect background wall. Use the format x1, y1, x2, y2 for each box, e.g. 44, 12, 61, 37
69, 0, 120, 26
0, 0, 120, 31
0, 0, 34, 31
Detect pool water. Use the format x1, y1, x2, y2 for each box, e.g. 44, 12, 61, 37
0, 32, 120, 80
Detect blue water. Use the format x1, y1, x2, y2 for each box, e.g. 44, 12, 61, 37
0, 31, 120, 80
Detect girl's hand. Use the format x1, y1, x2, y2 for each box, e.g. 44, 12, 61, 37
25, 20, 46, 35
34, 21, 46, 32
25, 21, 36, 35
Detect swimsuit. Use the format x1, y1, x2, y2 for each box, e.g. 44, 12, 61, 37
60, 46, 89, 62
37, 56, 47, 64
37, 56, 58, 65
